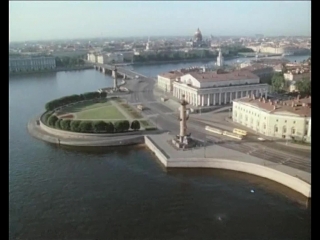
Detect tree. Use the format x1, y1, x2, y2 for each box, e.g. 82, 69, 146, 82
60, 119, 71, 131
47, 115, 58, 127
295, 78, 311, 96
271, 73, 285, 93
79, 121, 93, 133
70, 120, 81, 132
105, 122, 114, 133
114, 121, 122, 132
92, 121, 107, 133
131, 120, 140, 130
43, 112, 52, 123
122, 120, 130, 131
55, 119, 62, 129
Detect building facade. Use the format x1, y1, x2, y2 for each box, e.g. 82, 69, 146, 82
9, 56, 56, 73
172, 70, 269, 107
232, 96, 311, 143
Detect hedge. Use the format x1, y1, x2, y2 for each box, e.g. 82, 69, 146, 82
45, 91, 107, 111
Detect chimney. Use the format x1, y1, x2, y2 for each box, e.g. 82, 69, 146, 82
263, 98, 266, 103
273, 105, 276, 110
291, 101, 294, 107
297, 95, 300, 101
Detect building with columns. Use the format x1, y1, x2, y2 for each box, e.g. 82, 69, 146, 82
172, 70, 269, 107
232, 96, 311, 143
9, 56, 56, 73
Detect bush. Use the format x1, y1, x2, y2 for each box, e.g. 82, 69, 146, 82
43, 112, 52, 123
79, 121, 93, 133
100, 92, 107, 98
114, 121, 123, 132
131, 120, 140, 130
92, 121, 107, 133
47, 115, 59, 127
122, 120, 130, 131
60, 119, 71, 131
105, 122, 114, 133
55, 119, 63, 129
70, 120, 81, 132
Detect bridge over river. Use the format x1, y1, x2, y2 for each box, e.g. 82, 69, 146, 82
92, 63, 148, 80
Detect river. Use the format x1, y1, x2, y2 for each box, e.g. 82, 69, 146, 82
9, 57, 310, 239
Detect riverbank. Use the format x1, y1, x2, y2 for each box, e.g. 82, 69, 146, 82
28, 115, 311, 198
9, 65, 93, 76
131, 56, 239, 66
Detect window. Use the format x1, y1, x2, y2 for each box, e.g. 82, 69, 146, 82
305, 129, 308, 135
283, 126, 287, 133
263, 124, 266, 129
291, 127, 295, 134
274, 125, 278, 133
257, 121, 260, 126
276, 119, 278, 122
293, 121, 296, 124
285, 120, 287, 123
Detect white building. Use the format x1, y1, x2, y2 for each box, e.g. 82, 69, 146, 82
172, 70, 269, 107
9, 56, 56, 73
157, 71, 184, 92
96, 53, 124, 64
216, 48, 224, 67
232, 96, 311, 143
87, 53, 98, 63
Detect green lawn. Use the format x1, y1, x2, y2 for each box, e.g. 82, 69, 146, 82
75, 105, 125, 120
58, 99, 111, 114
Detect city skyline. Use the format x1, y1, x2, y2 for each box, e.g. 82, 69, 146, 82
9, 1, 311, 42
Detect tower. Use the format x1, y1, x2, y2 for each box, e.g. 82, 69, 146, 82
112, 66, 118, 91
178, 94, 189, 143
217, 48, 224, 67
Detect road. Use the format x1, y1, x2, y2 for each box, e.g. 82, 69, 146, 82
121, 71, 311, 173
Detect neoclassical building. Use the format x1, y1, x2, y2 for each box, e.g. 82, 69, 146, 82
172, 70, 269, 107
9, 56, 56, 73
232, 96, 311, 143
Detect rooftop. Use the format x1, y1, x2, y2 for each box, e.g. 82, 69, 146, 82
235, 96, 311, 117
189, 70, 259, 82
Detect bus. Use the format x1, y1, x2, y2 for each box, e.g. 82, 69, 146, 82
233, 128, 247, 136
223, 131, 243, 140
205, 126, 223, 135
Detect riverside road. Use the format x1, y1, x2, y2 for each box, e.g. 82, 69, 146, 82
122, 73, 311, 173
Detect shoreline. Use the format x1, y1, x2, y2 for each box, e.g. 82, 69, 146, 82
131, 56, 239, 66
28, 115, 311, 198
9, 65, 93, 76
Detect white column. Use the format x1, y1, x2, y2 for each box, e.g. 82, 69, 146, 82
230, 92, 233, 102
219, 93, 221, 105
213, 93, 216, 105
207, 94, 210, 106
224, 92, 227, 104
201, 95, 205, 106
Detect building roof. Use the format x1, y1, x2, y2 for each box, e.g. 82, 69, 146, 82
188, 70, 259, 82
158, 71, 184, 79
240, 63, 274, 72
235, 96, 311, 117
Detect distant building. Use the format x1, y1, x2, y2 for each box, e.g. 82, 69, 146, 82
172, 70, 268, 107
232, 96, 311, 143
9, 56, 56, 73
96, 53, 124, 64
216, 48, 224, 67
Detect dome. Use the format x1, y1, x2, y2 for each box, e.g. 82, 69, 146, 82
194, 28, 202, 42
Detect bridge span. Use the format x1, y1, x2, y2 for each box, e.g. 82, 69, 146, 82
92, 63, 148, 80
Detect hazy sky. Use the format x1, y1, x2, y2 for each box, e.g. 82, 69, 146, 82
9, 1, 311, 42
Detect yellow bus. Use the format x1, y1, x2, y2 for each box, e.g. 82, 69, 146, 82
233, 128, 247, 136
223, 131, 243, 140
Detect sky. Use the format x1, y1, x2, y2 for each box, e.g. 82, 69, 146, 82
9, 1, 311, 42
